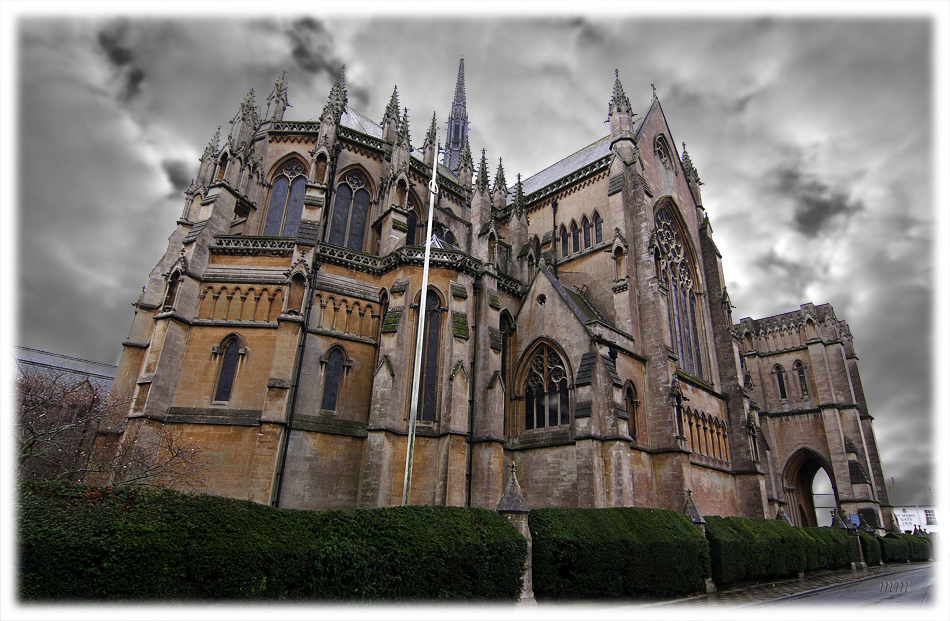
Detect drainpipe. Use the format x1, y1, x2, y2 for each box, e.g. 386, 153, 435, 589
271, 143, 341, 507
466, 276, 482, 507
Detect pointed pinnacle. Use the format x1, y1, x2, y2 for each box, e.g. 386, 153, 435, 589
203, 126, 221, 159
610, 69, 632, 116
384, 85, 399, 122
426, 112, 437, 145
396, 107, 411, 146
477, 148, 490, 193
460, 137, 473, 169
515, 173, 524, 215
493, 157, 507, 193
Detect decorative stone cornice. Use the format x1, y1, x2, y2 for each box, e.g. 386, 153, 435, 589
210, 235, 296, 256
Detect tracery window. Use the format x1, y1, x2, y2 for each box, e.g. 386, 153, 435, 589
416, 290, 443, 422
652, 207, 705, 378
327, 170, 372, 251
263, 160, 307, 237
522, 344, 570, 430
655, 135, 674, 171
213, 336, 242, 403
795, 361, 808, 398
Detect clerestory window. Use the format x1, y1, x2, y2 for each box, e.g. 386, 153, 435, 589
327, 171, 372, 251
262, 160, 307, 237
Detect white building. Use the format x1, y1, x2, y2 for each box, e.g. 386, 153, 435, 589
893, 505, 940, 535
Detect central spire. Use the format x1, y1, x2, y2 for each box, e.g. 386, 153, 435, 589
443, 58, 469, 174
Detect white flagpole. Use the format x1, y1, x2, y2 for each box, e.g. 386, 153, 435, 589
403, 135, 440, 506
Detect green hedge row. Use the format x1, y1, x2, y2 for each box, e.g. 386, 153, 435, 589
528, 507, 710, 600
801, 527, 854, 571
19, 481, 526, 601
857, 529, 882, 565
877, 533, 910, 564
704, 517, 809, 585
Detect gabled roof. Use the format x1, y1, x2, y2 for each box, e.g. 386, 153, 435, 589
541, 269, 613, 329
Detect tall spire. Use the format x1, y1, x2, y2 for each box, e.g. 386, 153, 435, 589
443, 58, 469, 174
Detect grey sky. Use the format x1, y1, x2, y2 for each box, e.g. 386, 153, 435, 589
4, 7, 945, 510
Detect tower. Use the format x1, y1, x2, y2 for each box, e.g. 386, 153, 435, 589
443, 58, 469, 174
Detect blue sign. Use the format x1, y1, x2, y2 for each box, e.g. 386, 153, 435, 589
849, 513, 861, 526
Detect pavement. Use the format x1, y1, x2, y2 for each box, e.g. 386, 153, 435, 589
659, 562, 932, 607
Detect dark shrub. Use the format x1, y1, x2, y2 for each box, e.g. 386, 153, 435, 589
857, 530, 881, 565
877, 533, 910, 564
529, 507, 710, 600
19, 481, 526, 601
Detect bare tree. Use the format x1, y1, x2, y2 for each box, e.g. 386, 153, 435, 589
16, 367, 207, 492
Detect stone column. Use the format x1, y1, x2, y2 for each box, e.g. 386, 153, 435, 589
497, 461, 536, 605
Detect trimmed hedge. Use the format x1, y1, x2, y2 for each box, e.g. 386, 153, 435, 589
704, 517, 809, 585
897, 533, 931, 562
801, 527, 854, 571
529, 507, 710, 600
19, 481, 526, 601
877, 533, 910, 564
857, 529, 882, 565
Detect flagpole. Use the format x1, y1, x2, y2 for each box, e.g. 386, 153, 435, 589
403, 135, 440, 507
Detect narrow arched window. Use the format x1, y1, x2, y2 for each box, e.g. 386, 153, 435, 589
314, 153, 328, 184
500, 314, 512, 390
594, 212, 603, 245
571, 222, 579, 254
215, 152, 229, 181
625, 383, 639, 439
488, 233, 497, 265
164, 271, 181, 311
406, 207, 418, 246
213, 338, 241, 403
795, 361, 808, 397
533, 236, 542, 259
775, 365, 788, 400
418, 290, 442, 421
583, 217, 592, 248
614, 247, 625, 280
263, 160, 307, 237
321, 348, 344, 412
521, 344, 569, 430
328, 171, 372, 251
527, 255, 534, 273
560, 226, 569, 258
287, 273, 306, 315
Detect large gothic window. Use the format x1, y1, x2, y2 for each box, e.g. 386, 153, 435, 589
328, 171, 372, 251
263, 160, 307, 237
417, 291, 443, 422
522, 344, 570, 430
653, 207, 705, 378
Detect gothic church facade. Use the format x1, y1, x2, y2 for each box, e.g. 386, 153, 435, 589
101, 62, 897, 531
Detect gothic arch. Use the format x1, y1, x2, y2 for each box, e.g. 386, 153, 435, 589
409, 286, 447, 422
262, 156, 309, 237
212, 333, 246, 404
783, 448, 839, 528
511, 338, 573, 435
319, 343, 353, 413
326, 166, 375, 251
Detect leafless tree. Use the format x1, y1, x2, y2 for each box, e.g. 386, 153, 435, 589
16, 367, 207, 492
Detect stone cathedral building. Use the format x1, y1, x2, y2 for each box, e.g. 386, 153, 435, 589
100, 61, 897, 531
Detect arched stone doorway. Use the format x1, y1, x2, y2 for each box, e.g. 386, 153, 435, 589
783, 449, 838, 527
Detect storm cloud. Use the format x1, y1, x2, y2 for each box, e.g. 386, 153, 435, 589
775, 164, 864, 238
96, 20, 145, 102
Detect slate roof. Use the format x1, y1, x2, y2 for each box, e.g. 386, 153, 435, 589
515, 135, 612, 199
575, 353, 597, 387
542, 269, 613, 329
13, 346, 117, 391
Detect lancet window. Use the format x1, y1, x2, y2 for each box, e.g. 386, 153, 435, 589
321, 347, 345, 412
795, 361, 808, 398
213, 336, 243, 403
522, 344, 570, 430
652, 207, 705, 378
416, 290, 443, 422
774, 364, 788, 400
327, 170, 372, 251
262, 159, 307, 237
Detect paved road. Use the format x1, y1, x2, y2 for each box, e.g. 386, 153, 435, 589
757, 564, 935, 607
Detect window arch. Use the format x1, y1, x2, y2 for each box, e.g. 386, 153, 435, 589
560, 225, 569, 258
320, 346, 347, 412
774, 364, 788, 400
653, 206, 705, 378
624, 382, 639, 440
163, 270, 182, 311
594, 212, 603, 245
582, 216, 592, 249
795, 361, 808, 398
416, 290, 443, 422
287, 273, 306, 315
533, 235, 542, 259
571, 221, 580, 254
406, 206, 419, 246
520, 343, 570, 431
213, 335, 243, 403
655, 134, 674, 171
262, 159, 307, 237
327, 169, 372, 251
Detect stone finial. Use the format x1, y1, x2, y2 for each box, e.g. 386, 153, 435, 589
383, 85, 400, 125
497, 461, 527, 513
683, 489, 706, 525
513, 173, 525, 218
424, 112, 438, 147
266, 71, 289, 121
493, 158, 507, 195
608, 69, 633, 118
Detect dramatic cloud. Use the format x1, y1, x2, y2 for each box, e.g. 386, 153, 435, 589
161, 159, 193, 195
774, 164, 863, 238
95, 20, 145, 102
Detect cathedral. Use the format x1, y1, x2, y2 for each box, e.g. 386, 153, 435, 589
99, 61, 897, 531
